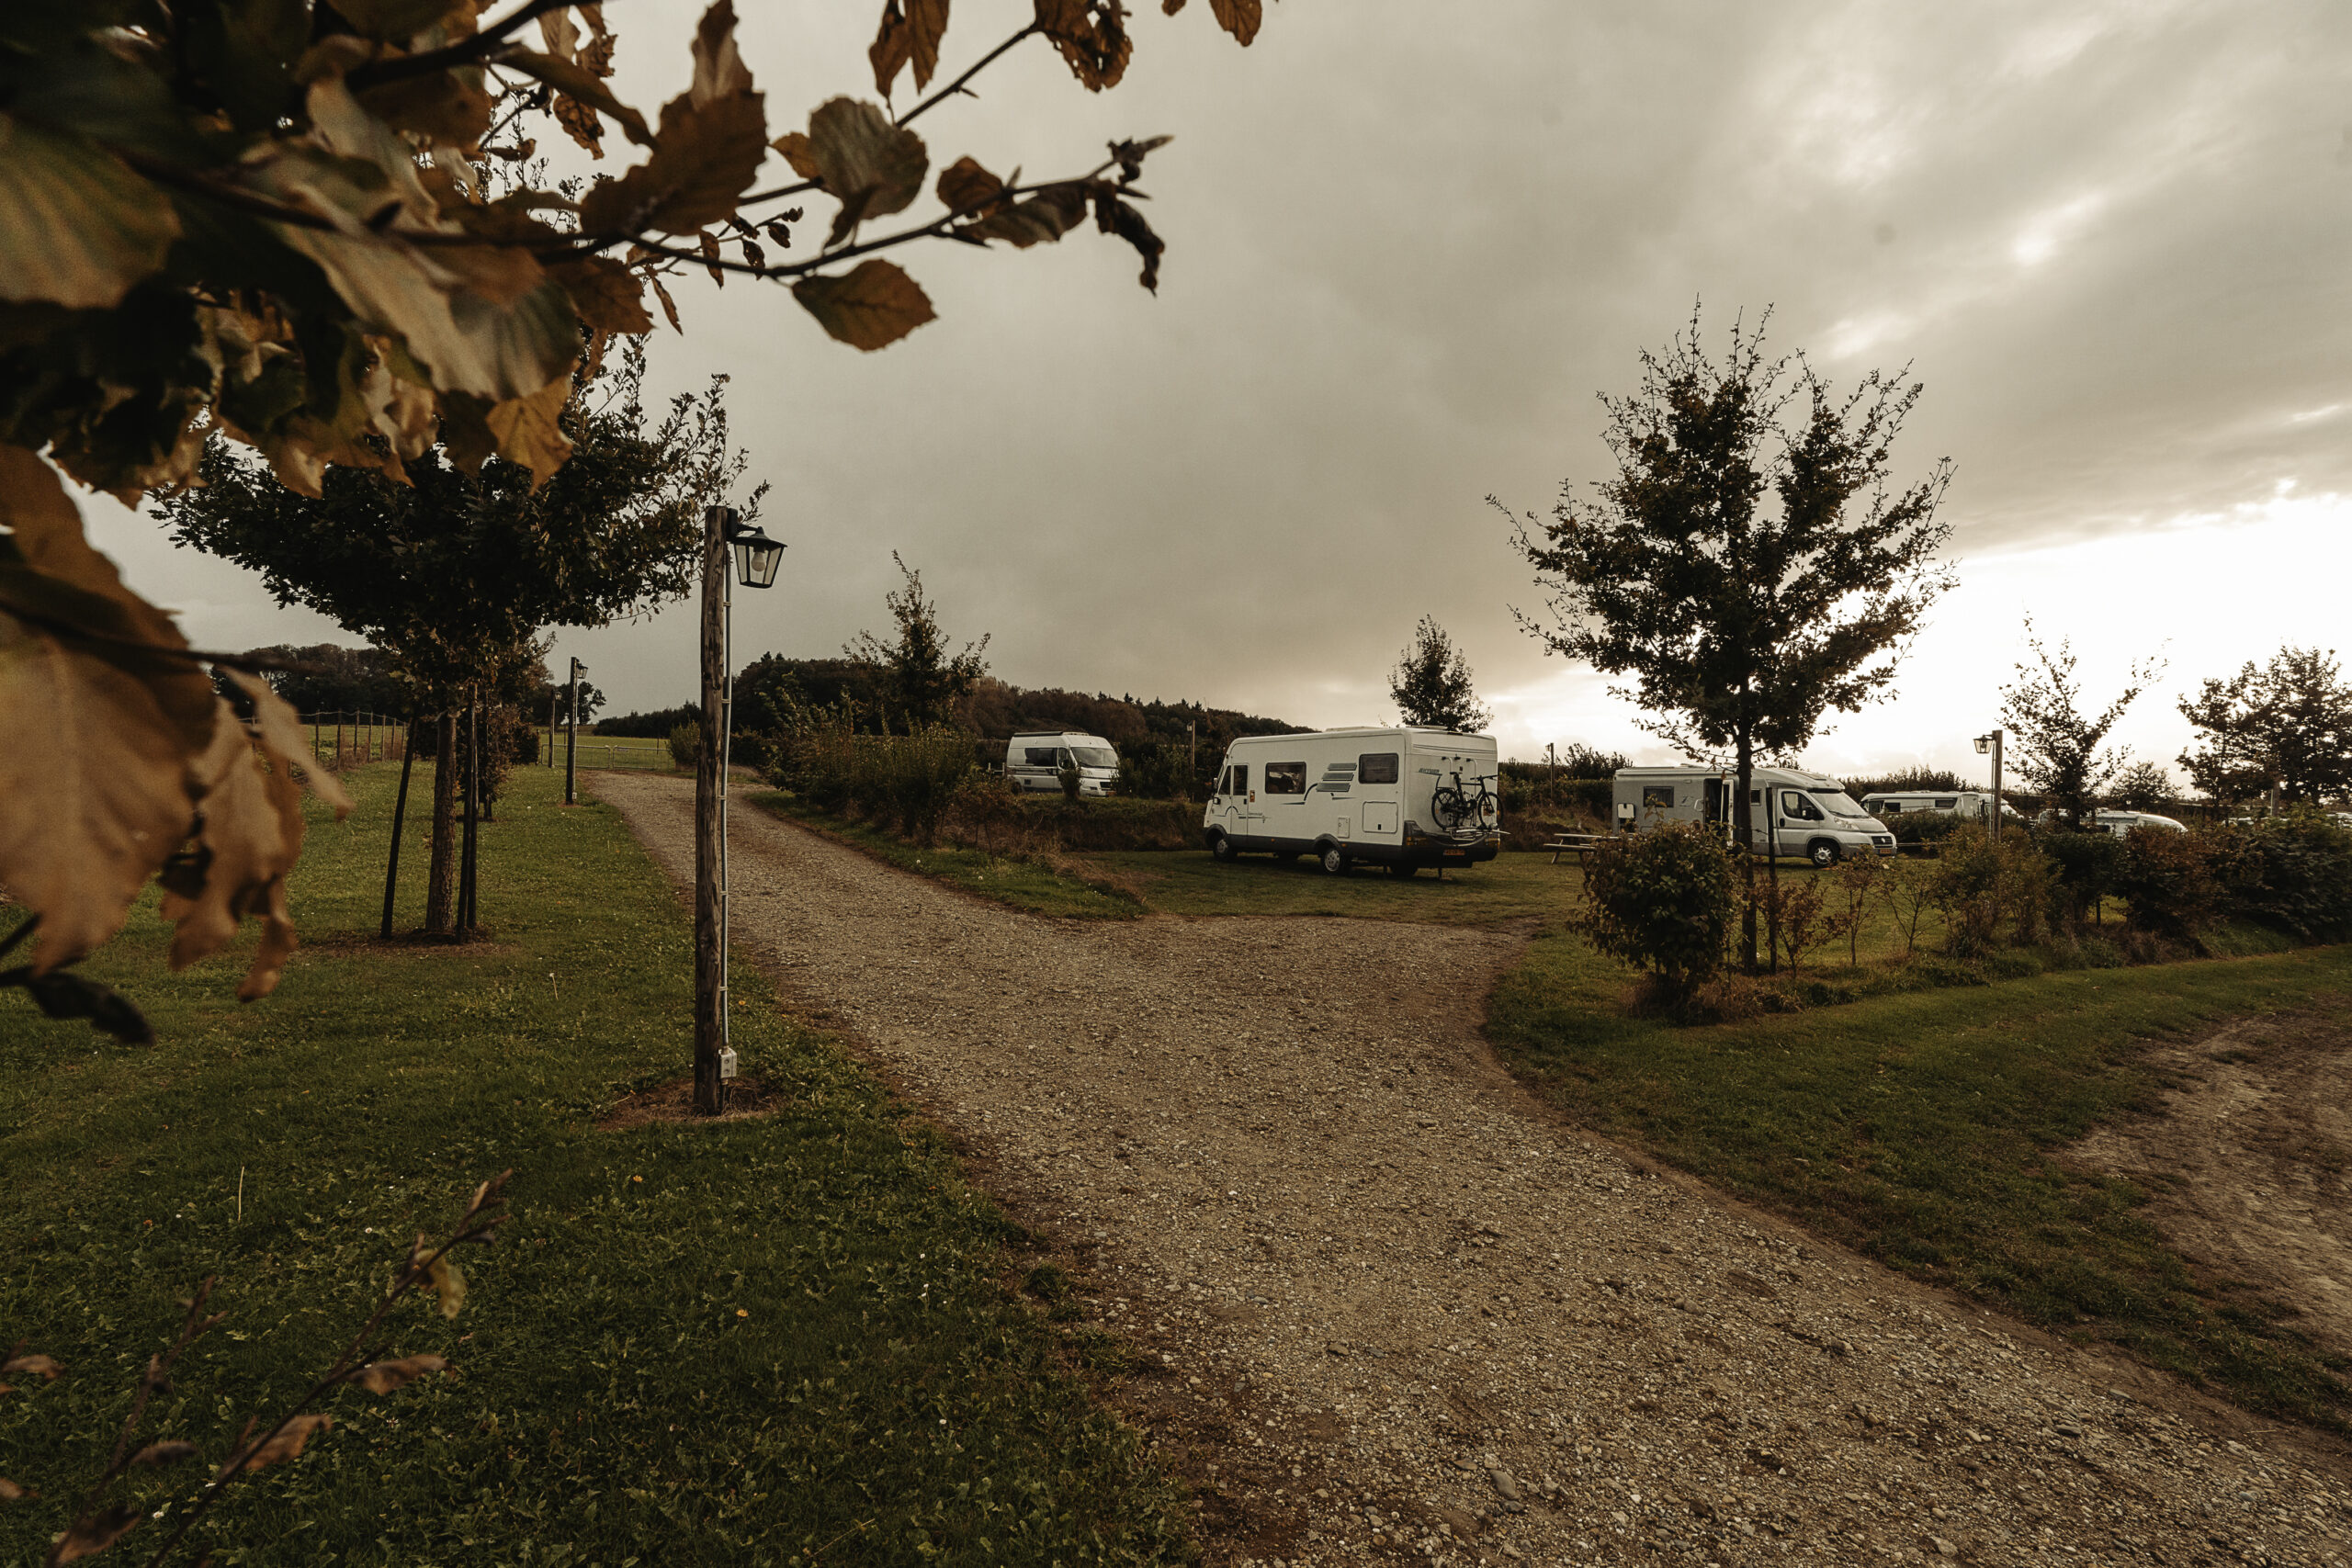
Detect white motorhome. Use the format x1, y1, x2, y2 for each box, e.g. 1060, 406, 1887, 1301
1860, 790, 2027, 826
1202, 728, 1502, 875
1004, 731, 1119, 795
1613, 764, 1894, 866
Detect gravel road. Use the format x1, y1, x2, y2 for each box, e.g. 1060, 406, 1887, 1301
596, 773, 2351, 1567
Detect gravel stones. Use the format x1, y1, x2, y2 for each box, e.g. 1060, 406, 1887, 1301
601, 773, 2352, 1568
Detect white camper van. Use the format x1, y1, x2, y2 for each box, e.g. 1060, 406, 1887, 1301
1860, 790, 2025, 826
1004, 731, 1120, 795
1202, 728, 1502, 875
1614, 764, 1894, 866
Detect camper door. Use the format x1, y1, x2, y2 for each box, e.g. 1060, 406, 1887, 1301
1260, 754, 1309, 845
1216, 761, 1260, 842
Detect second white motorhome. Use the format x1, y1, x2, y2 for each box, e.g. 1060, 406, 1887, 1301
1614, 764, 1894, 866
1004, 731, 1120, 795
1860, 790, 2026, 826
1202, 727, 1502, 874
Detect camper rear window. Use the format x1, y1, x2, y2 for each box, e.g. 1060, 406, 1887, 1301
1358, 752, 1399, 784
1023, 748, 1057, 766
1642, 784, 1675, 809
1264, 762, 1307, 795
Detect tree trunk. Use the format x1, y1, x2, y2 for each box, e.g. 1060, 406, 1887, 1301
693, 511, 727, 1116
379, 718, 418, 940
1735, 731, 1758, 972
425, 710, 458, 936
458, 696, 480, 935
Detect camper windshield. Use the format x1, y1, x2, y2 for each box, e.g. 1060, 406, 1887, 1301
1809, 789, 1873, 818
1070, 748, 1118, 769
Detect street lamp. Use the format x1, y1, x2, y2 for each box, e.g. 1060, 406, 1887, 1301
696, 504, 783, 1115
1973, 728, 2004, 833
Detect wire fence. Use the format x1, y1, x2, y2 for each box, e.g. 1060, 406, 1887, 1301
294, 716, 685, 774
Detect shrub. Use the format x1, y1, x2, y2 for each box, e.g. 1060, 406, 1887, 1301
1928, 827, 2052, 957
1763, 874, 1832, 973
879, 726, 979, 845
1114, 738, 1192, 799
1883, 810, 1962, 846
2039, 827, 2126, 930
2111, 827, 2223, 942
667, 722, 700, 770
1575, 822, 1738, 1005
2204, 809, 2352, 942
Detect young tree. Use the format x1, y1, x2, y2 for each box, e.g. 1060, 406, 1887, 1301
843, 554, 990, 730
1998, 618, 2163, 829
156, 343, 749, 933
2109, 760, 2176, 813
1508, 310, 1954, 969
0, 0, 1271, 1002
2177, 645, 2352, 806
1390, 615, 1492, 732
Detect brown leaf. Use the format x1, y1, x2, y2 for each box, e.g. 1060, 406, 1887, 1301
935, 154, 1007, 216
0, 118, 179, 311
436, 392, 499, 474
350, 1353, 449, 1393
238, 1413, 332, 1473
1208, 0, 1261, 44
771, 131, 819, 181
547, 256, 653, 334
428, 1253, 469, 1319
696, 229, 727, 288
129, 1440, 199, 1466
792, 259, 935, 350
1094, 190, 1164, 292
1162, 0, 1182, 11
0, 1477, 25, 1501
1034, 0, 1132, 91
484, 372, 576, 489
0, 1355, 59, 1379
358, 69, 494, 144
577, 91, 767, 236
160, 699, 300, 998
231, 671, 354, 820
870, 0, 951, 96
958, 181, 1088, 248
689, 0, 752, 107
536, 7, 580, 61
499, 49, 651, 147
646, 272, 683, 333
435, 243, 546, 310
553, 92, 605, 157
0, 450, 216, 974
49, 1503, 141, 1562
794, 98, 928, 243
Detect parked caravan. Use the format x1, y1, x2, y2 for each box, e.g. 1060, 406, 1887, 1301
1860, 791, 2026, 825
1613, 764, 1894, 866
1004, 731, 1119, 795
1202, 728, 1502, 875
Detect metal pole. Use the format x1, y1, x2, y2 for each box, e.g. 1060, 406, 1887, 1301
1990, 730, 2003, 837
720, 556, 733, 1087
548, 691, 558, 767
380, 716, 418, 940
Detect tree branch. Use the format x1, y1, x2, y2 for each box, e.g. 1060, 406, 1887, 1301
345, 0, 582, 92
898, 22, 1040, 129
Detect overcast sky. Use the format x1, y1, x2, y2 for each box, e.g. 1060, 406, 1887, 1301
86, 0, 2352, 782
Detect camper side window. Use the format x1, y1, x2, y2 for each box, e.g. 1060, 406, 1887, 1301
1781, 792, 1824, 821
1223, 765, 1246, 795
1023, 748, 1057, 766
1358, 752, 1400, 785
1933, 797, 1959, 810
1877, 801, 1903, 813
1264, 762, 1306, 795
1641, 784, 1675, 809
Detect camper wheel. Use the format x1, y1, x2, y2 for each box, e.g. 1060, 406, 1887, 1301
1808, 840, 1840, 869
1318, 844, 1351, 877
1210, 832, 1238, 863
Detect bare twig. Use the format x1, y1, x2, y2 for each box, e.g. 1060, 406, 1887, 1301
345, 0, 582, 92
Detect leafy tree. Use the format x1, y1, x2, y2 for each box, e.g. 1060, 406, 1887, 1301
0, 0, 1270, 999
1509, 310, 1954, 969
2109, 760, 2176, 813
1389, 615, 1491, 732
1575, 822, 1738, 1006
1554, 741, 1630, 779
226, 642, 408, 716
2177, 645, 2352, 806
843, 554, 990, 730
155, 343, 748, 933
1997, 618, 2162, 829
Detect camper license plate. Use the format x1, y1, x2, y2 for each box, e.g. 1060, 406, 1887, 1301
1443, 849, 1467, 858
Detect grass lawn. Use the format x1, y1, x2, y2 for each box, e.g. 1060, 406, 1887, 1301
0, 764, 1188, 1566
749, 794, 1145, 921
1487, 927, 2352, 1430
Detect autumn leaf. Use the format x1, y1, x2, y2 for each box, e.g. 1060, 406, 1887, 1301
958, 182, 1089, 248
786, 98, 929, 245
334, 0, 472, 42
429, 1252, 469, 1319
870, 0, 952, 96
792, 260, 935, 350
1094, 189, 1165, 292
1209, 0, 1263, 45
935, 154, 1007, 216
350, 1353, 449, 1393
0, 1478, 23, 1502
49, 1503, 142, 1562
647, 272, 683, 333
231, 669, 353, 819
0, 967, 154, 1044
237, 1413, 333, 1472
0, 449, 217, 975
1035, 0, 1132, 91
0, 116, 178, 310
578, 93, 766, 236
358, 67, 495, 144
0, 1355, 59, 1380
499, 50, 652, 148
690, 0, 753, 106
547, 256, 654, 334
129, 1440, 200, 1466
482, 372, 576, 490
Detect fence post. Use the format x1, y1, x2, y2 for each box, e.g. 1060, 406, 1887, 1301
380, 716, 418, 939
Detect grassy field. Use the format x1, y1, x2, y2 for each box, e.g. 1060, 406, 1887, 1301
750, 794, 1146, 920
0, 764, 1189, 1566
1487, 930, 2352, 1429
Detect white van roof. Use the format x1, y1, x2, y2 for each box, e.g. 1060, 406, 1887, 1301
1615, 763, 1841, 789
1226, 727, 1493, 747
1008, 730, 1112, 745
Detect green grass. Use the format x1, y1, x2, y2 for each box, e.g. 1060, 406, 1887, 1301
0, 764, 1189, 1566
563, 734, 684, 773
749, 794, 1144, 920
1073, 846, 1580, 926
1487, 927, 2352, 1430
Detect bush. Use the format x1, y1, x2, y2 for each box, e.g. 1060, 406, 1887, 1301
1928, 827, 2052, 957
2111, 828, 2223, 943
1883, 810, 1963, 846
2205, 809, 2352, 942
1114, 738, 1193, 799
667, 722, 700, 770
1575, 822, 1738, 1005
2039, 827, 2126, 930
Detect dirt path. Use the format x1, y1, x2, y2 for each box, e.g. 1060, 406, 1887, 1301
595, 773, 2350, 1567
